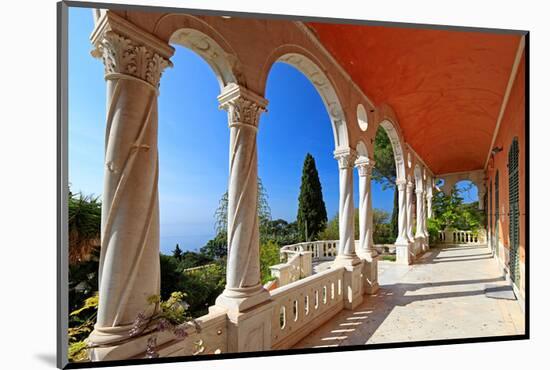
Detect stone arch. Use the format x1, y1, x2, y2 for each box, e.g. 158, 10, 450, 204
261, 47, 350, 150
356, 140, 369, 160
377, 119, 407, 181
370, 103, 407, 182
169, 28, 239, 91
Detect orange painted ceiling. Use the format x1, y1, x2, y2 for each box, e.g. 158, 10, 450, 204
307, 23, 521, 174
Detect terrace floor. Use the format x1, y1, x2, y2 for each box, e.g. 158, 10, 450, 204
294, 244, 525, 348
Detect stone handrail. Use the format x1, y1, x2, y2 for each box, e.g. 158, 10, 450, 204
182, 263, 218, 274
127, 309, 228, 359
270, 266, 346, 349
270, 250, 313, 288
280, 240, 338, 262
437, 229, 487, 245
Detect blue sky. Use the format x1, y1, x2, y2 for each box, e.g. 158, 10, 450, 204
69, 7, 476, 254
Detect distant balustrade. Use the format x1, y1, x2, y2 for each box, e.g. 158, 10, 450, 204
437, 229, 487, 245
280, 240, 339, 262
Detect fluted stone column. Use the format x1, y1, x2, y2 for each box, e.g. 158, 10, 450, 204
334, 148, 358, 262
395, 179, 412, 264
422, 192, 429, 247
406, 181, 415, 243
356, 158, 379, 294
87, 13, 174, 360
427, 193, 433, 219
334, 148, 363, 308
209, 83, 274, 353
415, 189, 425, 239
215, 83, 270, 312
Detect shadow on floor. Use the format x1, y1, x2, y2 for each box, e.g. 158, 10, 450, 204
296, 246, 515, 348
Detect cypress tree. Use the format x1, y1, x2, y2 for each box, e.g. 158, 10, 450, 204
172, 244, 183, 260
297, 153, 328, 241
390, 188, 399, 240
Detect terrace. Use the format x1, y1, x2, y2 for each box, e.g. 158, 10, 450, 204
82, 8, 526, 361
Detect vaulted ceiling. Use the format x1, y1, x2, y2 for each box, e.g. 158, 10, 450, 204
306, 22, 522, 175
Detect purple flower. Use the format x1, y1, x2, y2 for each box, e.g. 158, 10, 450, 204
129, 312, 147, 337
173, 326, 188, 339
145, 336, 159, 359
155, 318, 173, 332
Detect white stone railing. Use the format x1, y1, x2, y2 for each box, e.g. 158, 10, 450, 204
437, 229, 487, 245
182, 263, 218, 275
270, 250, 313, 288
280, 240, 338, 262
269, 266, 346, 349
142, 310, 227, 358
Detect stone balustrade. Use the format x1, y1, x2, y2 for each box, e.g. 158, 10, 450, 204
270, 251, 313, 288
155, 310, 228, 357
437, 229, 487, 245
280, 240, 338, 262
269, 266, 346, 349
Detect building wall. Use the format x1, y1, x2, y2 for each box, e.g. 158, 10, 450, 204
486, 49, 526, 301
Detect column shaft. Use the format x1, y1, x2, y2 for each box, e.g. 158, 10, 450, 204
396, 180, 409, 244
216, 84, 269, 311
406, 182, 414, 242
334, 149, 357, 260
88, 23, 173, 350
415, 190, 425, 238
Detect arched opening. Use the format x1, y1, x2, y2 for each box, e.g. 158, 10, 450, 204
371, 120, 406, 246
152, 29, 239, 318
431, 179, 485, 235
257, 53, 351, 254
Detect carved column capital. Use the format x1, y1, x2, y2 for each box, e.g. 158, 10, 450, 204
218, 83, 268, 129
396, 178, 407, 191
90, 11, 174, 89
406, 180, 414, 192
334, 148, 358, 169
355, 158, 375, 177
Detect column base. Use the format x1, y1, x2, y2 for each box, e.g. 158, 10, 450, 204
87, 324, 173, 361
214, 285, 271, 313
333, 256, 363, 309
395, 242, 414, 265
209, 300, 273, 353
357, 250, 379, 295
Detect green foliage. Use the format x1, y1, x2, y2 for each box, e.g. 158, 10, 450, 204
68, 292, 98, 362
390, 190, 398, 240
427, 218, 441, 244
215, 178, 272, 235
261, 219, 301, 246
319, 212, 339, 240
199, 231, 228, 260
68, 341, 89, 362
372, 128, 398, 240
159, 254, 225, 318
431, 186, 484, 231
373, 208, 394, 244
68, 190, 101, 265
297, 153, 328, 241
372, 128, 397, 189
172, 244, 183, 260
320, 208, 394, 244
260, 240, 281, 284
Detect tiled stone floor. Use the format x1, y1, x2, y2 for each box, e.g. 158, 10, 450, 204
294, 244, 525, 348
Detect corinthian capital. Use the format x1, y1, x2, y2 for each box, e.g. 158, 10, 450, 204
355, 157, 375, 177
334, 148, 358, 169
90, 11, 174, 89
218, 83, 268, 129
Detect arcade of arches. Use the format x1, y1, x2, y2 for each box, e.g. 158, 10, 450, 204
83, 9, 526, 360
